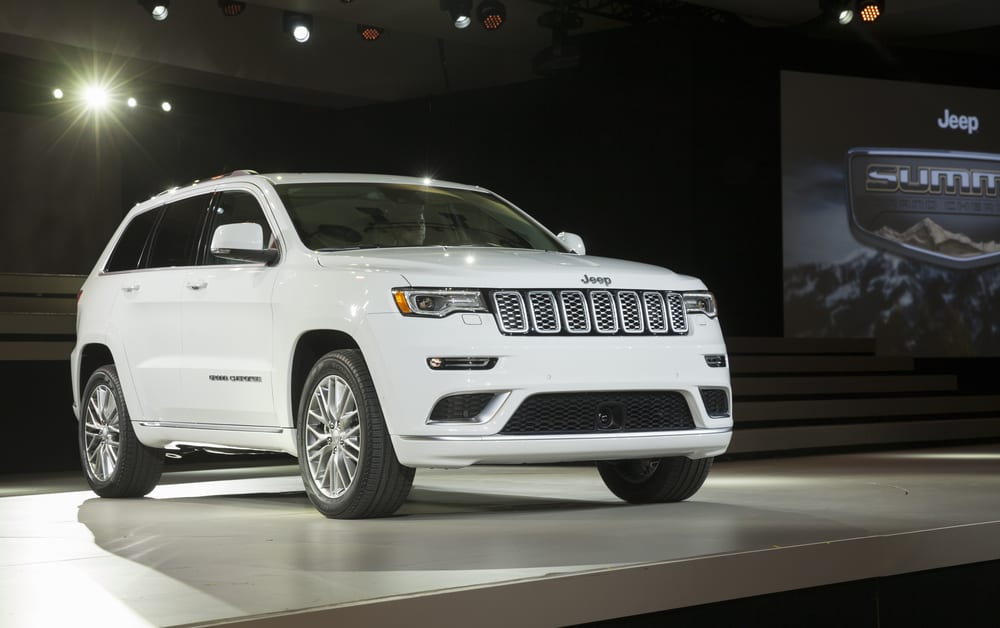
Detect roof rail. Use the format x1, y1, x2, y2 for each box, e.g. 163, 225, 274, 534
210, 169, 259, 180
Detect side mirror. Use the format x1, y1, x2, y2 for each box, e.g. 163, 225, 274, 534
557, 232, 586, 255
210, 223, 278, 265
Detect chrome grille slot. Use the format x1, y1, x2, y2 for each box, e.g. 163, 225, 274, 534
527, 291, 560, 333
492, 291, 527, 333
666, 292, 688, 334
560, 291, 590, 333
491, 289, 689, 336
643, 291, 668, 334
590, 290, 618, 333
618, 291, 643, 333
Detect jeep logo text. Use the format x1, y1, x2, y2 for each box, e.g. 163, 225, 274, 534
937, 108, 979, 134
581, 274, 612, 286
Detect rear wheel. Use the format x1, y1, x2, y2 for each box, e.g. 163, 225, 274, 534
297, 349, 414, 518
79, 365, 163, 497
598, 456, 712, 504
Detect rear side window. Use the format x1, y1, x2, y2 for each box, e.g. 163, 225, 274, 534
105, 209, 158, 273
146, 195, 211, 268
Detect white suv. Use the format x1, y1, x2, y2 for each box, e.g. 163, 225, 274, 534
71, 172, 732, 518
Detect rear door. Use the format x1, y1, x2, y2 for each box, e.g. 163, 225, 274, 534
112, 193, 211, 422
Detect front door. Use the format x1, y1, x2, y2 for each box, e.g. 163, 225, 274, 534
179, 186, 280, 427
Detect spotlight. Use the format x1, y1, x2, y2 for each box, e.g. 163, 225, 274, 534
358, 24, 383, 41
52, 88, 64, 99
283, 12, 313, 43
127, 97, 138, 108
218, 1, 246, 16
477, 1, 506, 30
858, 0, 883, 22
138, 0, 170, 21
161, 101, 172, 112
84, 85, 109, 110
442, 0, 472, 29
818, 0, 856, 25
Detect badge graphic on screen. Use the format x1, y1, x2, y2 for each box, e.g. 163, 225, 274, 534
847, 148, 1000, 268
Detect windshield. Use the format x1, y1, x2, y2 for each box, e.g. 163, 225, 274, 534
275, 182, 566, 252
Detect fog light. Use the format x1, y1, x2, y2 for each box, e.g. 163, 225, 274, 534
427, 357, 497, 370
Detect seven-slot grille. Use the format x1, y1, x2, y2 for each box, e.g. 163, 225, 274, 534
491, 289, 688, 336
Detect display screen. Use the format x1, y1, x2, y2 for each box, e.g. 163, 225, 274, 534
781, 71, 1000, 356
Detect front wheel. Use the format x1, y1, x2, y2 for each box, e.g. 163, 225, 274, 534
79, 365, 163, 497
598, 456, 713, 504
296, 349, 414, 519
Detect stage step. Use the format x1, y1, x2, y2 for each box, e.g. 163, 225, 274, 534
729, 354, 914, 375
736, 394, 1000, 423
728, 417, 1000, 454
725, 336, 1000, 456
733, 374, 958, 397
0, 274, 83, 361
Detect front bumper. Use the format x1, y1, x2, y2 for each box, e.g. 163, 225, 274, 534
392, 428, 732, 467
363, 311, 732, 468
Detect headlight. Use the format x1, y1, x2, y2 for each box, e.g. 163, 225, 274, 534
392, 288, 488, 317
683, 291, 718, 317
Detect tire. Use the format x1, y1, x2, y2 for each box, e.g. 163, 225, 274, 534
598, 456, 713, 504
296, 349, 414, 519
79, 365, 163, 497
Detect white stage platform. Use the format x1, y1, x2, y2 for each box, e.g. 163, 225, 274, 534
2, 443, 999, 627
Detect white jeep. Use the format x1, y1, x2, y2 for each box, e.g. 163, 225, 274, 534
71, 171, 732, 518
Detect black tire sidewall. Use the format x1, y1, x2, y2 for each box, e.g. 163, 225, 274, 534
79, 365, 162, 496
296, 351, 377, 517
598, 456, 713, 504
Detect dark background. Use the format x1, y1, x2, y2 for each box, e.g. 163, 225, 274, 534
2, 12, 1000, 473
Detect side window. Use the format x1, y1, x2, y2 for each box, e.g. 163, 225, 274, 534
105, 209, 159, 272
146, 195, 211, 269
204, 191, 275, 265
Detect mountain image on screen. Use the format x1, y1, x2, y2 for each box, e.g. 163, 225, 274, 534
784, 249, 1000, 356
874, 218, 1000, 257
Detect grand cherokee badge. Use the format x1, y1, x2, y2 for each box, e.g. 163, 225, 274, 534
847, 148, 1000, 268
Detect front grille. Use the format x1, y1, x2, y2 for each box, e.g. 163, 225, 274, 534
500, 391, 695, 434
491, 289, 689, 336
699, 388, 730, 418
429, 393, 495, 421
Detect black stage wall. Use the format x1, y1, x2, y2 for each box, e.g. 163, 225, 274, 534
2, 18, 999, 474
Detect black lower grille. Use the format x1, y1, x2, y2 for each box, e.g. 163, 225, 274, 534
429, 393, 495, 421
700, 388, 730, 418
500, 391, 695, 435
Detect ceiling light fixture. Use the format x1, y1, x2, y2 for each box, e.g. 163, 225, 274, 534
218, 1, 246, 17
442, 0, 473, 29
161, 101, 172, 112
138, 0, 170, 21
857, 0, 883, 22
52, 88, 64, 100
283, 11, 313, 43
477, 1, 506, 30
83, 85, 110, 110
818, 0, 855, 25
357, 24, 384, 41
127, 97, 138, 108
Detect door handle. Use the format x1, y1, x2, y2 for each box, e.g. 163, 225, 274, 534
122, 284, 140, 293
186, 280, 208, 291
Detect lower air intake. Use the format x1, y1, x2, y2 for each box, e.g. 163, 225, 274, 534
500, 391, 695, 435
699, 388, 730, 418
429, 393, 495, 422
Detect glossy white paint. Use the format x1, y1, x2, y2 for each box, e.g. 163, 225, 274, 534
72, 172, 733, 468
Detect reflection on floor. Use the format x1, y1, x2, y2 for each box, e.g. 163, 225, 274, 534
1, 444, 999, 627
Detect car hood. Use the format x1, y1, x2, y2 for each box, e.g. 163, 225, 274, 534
316, 247, 707, 291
